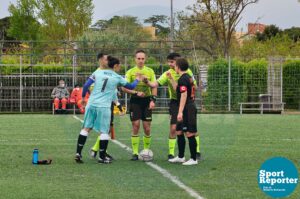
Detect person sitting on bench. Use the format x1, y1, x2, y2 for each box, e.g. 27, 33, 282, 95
51, 80, 70, 113
70, 84, 90, 114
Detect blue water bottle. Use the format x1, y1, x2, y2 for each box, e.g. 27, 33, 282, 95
32, 149, 39, 164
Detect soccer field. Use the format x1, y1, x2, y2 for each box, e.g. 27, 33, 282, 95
0, 114, 299, 199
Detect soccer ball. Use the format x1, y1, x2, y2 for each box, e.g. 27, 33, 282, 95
139, 149, 153, 162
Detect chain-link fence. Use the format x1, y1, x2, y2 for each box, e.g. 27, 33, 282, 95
1, 40, 299, 113
0, 40, 201, 113
202, 57, 300, 113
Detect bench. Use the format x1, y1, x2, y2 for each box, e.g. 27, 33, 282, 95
52, 103, 77, 115
239, 102, 285, 114
52, 103, 127, 115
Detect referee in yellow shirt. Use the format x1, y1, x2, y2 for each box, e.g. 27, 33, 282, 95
124, 50, 157, 161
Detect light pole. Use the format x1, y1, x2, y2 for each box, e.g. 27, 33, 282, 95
170, 0, 174, 52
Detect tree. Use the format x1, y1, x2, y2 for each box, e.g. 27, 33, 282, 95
256, 24, 281, 41
144, 15, 170, 38
283, 27, 300, 42
0, 17, 16, 41
37, 0, 94, 41
144, 15, 168, 27
238, 34, 300, 60
92, 16, 142, 32
91, 20, 109, 30
189, 0, 259, 58
8, 0, 94, 41
0, 17, 18, 55
175, 11, 223, 57
7, 0, 40, 40
107, 16, 141, 34
78, 16, 152, 52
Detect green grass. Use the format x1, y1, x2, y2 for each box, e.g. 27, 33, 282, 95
0, 114, 299, 199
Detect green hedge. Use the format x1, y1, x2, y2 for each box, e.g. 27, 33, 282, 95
245, 59, 268, 102
204, 59, 229, 110
0, 65, 82, 74
283, 60, 300, 109
0, 64, 171, 75
204, 59, 254, 111
204, 59, 266, 111
205, 58, 300, 111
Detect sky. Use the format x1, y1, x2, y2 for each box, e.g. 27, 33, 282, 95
1, 0, 300, 31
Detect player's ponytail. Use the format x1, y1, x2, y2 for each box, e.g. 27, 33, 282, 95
108, 56, 120, 69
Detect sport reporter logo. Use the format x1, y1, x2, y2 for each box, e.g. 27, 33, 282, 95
258, 157, 298, 198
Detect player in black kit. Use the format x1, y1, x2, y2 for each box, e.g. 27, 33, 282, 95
168, 58, 198, 166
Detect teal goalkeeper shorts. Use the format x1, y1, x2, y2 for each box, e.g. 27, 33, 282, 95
82, 105, 111, 134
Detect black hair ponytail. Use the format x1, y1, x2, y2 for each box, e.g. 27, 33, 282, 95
108, 56, 120, 68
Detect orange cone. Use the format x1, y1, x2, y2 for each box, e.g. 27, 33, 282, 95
110, 126, 115, 140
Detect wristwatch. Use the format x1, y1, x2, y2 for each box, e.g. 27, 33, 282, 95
150, 95, 157, 103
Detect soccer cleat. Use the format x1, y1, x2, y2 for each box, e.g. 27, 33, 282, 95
196, 152, 203, 161
75, 153, 84, 163
168, 156, 185, 163
89, 148, 97, 159
98, 157, 112, 164
168, 154, 175, 160
182, 159, 198, 166
130, 154, 139, 161
105, 153, 114, 161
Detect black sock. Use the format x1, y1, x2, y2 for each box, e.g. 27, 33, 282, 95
188, 136, 197, 161
177, 134, 185, 158
76, 134, 87, 155
99, 140, 109, 160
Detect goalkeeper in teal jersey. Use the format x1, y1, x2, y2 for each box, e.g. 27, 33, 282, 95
144, 53, 201, 160
75, 55, 141, 164
89, 89, 123, 160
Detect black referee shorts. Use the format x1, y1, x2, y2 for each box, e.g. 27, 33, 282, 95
129, 97, 152, 122
176, 102, 197, 133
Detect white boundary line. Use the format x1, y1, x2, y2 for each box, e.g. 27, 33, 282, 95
1, 137, 299, 142
73, 115, 204, 199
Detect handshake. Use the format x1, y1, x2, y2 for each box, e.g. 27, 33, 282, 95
134, 73, 151, 85
143, 77, 149, 84
136, 70, 174, 84
135, 73, 147, 82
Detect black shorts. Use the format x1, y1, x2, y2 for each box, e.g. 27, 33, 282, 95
110, 103, 114, 126
169, 99, 179, 125
176, 102, 197, 133
129, 97, 152, 122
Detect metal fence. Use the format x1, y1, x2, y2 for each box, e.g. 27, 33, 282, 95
0, 40, 299, 113
0, 40, 201, 113
201, 57, 300, 113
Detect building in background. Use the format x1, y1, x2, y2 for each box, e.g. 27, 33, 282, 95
248, 23, 266, 35
143, 26, 156, 39
234, 23, 267, 45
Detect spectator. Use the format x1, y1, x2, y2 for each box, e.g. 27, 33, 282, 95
51, 80, 69, 112
70, 84, 90, 114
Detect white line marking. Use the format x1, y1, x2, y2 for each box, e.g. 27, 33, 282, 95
0, 138, 300, 142
0, 138, 77, 142
112, 138, 204, 199
73, 115, 204, 199
1, 137, 300, 142
73, 115, 84, 122
1, 137, 299, 142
